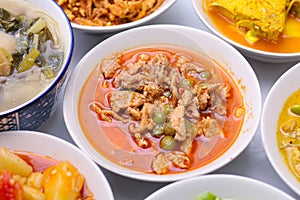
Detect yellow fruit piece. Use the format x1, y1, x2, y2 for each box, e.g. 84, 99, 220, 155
43, 161, 84, 200
283, 17, 300, 37
26, 172, 44, 189
0, 147, 33, 177
23, 185, 46, 200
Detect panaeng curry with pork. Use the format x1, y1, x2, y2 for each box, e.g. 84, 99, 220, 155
277, 89, 300, 182
204, 0, 300, 53
79, 45, 245, 174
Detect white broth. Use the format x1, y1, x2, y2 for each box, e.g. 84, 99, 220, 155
0, 0, 64, 113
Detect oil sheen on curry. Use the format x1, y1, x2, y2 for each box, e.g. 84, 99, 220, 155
277, 89, 300, 182
204, 0, 300, 53
79, 45, 245, 174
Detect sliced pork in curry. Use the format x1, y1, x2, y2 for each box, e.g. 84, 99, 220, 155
89, 46, 245, 174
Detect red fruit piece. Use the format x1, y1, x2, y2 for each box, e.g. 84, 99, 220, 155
0, 171, 23, 200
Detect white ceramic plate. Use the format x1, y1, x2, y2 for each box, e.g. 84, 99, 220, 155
145, 174, 295, 200
70, 0, 177, 33
192, 0, 300, 63
0, 130, 114, 200
63, 24, 261, 182
261, 62, 300, 195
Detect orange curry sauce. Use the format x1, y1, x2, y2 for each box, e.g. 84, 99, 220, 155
204, 1, 300, 53
78, 46, 245, 174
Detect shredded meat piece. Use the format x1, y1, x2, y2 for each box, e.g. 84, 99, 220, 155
174, 55, 190, 69
196, 86, 210, 111
198, 117, 224, 138
179, 89, 194, 107
92, 102, 123, 122
126, 57, 151, 75
133, 133, 151, 148
170, 105, 186, 141
143, 83, 164, 102
128, 123, 147, 134
169, 69, 180, 104
151, 153, 169, 174
140, 103, 155, 130
219, 84, 231, 100
186, 97, 200, 120
150, 53, 169, 67
110, 91, 145, 112
127, 107, 141, 120
206, 83, 230, 116
100, 54, 123, 79
166, 151, 190, 169
114, 70, 153, 89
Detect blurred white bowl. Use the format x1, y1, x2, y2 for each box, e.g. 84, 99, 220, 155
63, 24, 261, 182
145, 174, 295, 200
192, 0, 300, 63
0, 130, 114, 200
261, 62, 300, 195
63, 0, 177, 33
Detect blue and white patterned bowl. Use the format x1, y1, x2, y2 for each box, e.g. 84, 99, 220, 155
0, 0, 74, 131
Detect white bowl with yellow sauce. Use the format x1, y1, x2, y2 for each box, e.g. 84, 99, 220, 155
261, 62, 300, 195
63, 24, 261, 182
55, 0, 177, 33
192, 0, 300, 63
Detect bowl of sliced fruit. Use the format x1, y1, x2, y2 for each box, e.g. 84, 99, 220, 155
0, 130, 114, 199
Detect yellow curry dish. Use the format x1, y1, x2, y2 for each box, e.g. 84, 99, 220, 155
204, 0, 300, 53
277, 89, 300, 182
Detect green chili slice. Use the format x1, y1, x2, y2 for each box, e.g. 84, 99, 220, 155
17, 48, 40, 73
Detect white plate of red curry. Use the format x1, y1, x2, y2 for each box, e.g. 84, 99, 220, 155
63, 24, 261, 181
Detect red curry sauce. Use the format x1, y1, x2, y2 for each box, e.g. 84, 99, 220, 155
78, 45, 245, 174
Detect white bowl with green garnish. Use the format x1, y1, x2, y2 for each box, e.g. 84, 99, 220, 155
0, 0, 73, 131
261, 62, 300, 195
192, 0, 300, 63
145, 174, 295, 200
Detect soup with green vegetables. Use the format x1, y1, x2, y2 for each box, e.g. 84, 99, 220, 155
277, 89, 300, 181
0, 0, 64, 112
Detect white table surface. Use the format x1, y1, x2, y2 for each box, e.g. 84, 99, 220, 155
38, 0, 300, 199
